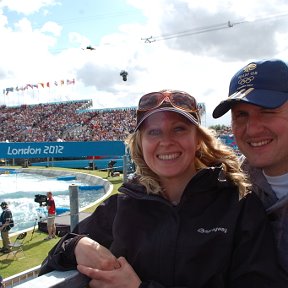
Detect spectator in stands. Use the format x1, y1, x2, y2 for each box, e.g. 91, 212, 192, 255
0, 100, 136, 143
44, 192, 56, 240
213, 59, 288, 281
0, 201, 14, 253
39, 89, 285, 287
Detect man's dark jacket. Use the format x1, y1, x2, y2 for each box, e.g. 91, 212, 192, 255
241, 157, 288, 280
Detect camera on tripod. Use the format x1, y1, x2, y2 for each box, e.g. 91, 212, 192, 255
34, 194, 48, 207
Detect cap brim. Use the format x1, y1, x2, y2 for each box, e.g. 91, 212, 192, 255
212, 89, 288, 118
135, 107, 199, 131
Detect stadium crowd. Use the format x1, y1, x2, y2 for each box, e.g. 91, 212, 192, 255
0, 100, 136, 142
0, 100, 236, 152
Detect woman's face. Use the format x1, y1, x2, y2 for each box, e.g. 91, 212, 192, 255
140, 111, 199, 183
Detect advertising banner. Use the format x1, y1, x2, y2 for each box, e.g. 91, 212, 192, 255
0, 141, 125, 159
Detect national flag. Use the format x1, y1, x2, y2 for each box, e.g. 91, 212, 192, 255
67, 78, 75, 85
5, 87, 14, 95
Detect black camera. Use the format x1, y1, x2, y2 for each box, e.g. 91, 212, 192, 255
120, 70, 128, 81
34, 194, 48, 207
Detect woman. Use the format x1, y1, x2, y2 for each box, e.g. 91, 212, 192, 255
39, 90, 284, 287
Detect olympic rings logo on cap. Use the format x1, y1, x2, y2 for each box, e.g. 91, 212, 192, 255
238, 76, 254, 85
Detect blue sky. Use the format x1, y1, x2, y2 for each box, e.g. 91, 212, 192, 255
41, 0, 145, 52
2, 0, 145, 52
1, 0, 288, 126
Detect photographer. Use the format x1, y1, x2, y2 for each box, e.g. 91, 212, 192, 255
44, 192, 56, 240
0, 201, 14, 253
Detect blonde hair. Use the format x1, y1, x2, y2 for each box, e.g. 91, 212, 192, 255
126, 125, 250, 199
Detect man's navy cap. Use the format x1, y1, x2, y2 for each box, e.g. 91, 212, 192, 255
213, 59, 288, 118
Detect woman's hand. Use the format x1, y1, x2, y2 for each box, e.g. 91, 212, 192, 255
75, 237, 120, 270
77, 256, 141, 288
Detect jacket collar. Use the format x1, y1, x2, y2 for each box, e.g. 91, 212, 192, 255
120, 165, 234, 199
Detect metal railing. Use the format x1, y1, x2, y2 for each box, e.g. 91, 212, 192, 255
13, 269, 89, 288
2, 265, 41, 287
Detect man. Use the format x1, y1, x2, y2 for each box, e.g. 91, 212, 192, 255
213, 59, 288, 278
0, 201, 14, 253
45, 192, 56, 240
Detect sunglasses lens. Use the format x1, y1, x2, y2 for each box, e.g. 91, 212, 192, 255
136, 91, 200, 129
138, 91, 197, 112
138, 93, 163, 110
171, 93, 196, 111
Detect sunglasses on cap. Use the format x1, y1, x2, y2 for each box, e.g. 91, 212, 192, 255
138, 90, 198, 112
135, 90, 200, 130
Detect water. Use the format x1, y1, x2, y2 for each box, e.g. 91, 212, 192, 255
0, 172, 105, 233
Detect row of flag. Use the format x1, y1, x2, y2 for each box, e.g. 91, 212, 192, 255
2, 78, 76, 95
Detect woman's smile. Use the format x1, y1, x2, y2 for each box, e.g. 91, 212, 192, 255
157, 152, 181, 160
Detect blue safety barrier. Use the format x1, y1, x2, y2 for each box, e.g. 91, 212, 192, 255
57, 175, 76, 181
56, 207, 70, 214
78, 185, 104, 191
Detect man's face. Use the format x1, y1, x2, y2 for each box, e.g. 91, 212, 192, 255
232, 101, 288, 176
